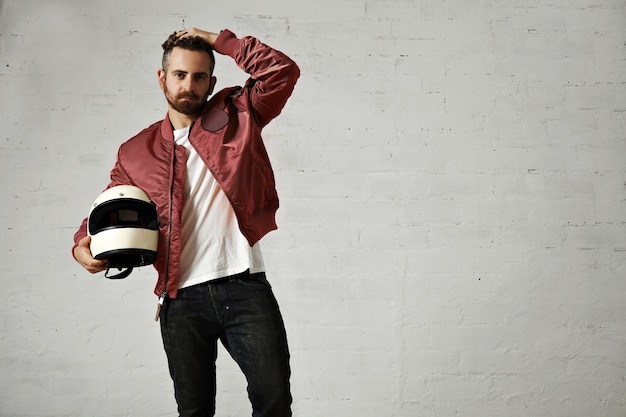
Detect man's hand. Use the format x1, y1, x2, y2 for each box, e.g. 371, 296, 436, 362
177, 28, 220, 47
74, 235, 108, 274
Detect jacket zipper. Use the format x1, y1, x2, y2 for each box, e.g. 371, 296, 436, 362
155, 140, 178, 322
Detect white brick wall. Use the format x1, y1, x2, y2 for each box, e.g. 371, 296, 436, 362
1, 0, 625, 416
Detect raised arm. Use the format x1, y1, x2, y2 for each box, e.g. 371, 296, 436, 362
181, 28, 300, 128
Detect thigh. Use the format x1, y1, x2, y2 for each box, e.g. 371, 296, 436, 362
160, 284, 222, 417
219, 275, 292, 416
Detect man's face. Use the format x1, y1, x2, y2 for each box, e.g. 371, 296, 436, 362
158, 47, 216, 116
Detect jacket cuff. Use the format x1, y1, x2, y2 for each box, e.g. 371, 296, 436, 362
213, 29, 239, 57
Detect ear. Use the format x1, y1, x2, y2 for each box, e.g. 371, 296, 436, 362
208, 76, 217, 95
157, 69, 166, 91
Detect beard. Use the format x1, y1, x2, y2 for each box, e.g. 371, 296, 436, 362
163, 84, 210, 116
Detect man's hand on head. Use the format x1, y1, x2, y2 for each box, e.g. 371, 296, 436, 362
177, 28, 220, 47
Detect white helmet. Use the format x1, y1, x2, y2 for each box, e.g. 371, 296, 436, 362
88, 185, 159, 279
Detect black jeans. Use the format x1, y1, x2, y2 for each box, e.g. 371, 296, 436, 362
159, 271, 292, 417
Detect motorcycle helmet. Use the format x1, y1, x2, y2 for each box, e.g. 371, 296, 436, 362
88, 185, 159, 279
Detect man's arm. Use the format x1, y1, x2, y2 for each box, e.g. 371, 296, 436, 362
72, 151, 132, 274
181, 27, 300, 128
219, 29, 300, 128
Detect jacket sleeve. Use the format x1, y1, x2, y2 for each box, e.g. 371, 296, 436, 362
71, 152, 133, 260
213, 29, 300, 128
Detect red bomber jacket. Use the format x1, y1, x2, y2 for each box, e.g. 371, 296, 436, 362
73, 29, 300, 299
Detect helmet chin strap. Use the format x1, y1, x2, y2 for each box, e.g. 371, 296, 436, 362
105, 267, 134, 279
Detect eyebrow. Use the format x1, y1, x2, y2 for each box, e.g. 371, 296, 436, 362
171, 69, 210, 76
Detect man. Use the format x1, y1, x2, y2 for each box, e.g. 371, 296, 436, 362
72, 27, 299, 417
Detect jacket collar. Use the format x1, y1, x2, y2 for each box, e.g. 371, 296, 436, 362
159, 113, 175, 142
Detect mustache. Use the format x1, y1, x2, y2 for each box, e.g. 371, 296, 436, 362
176, 92, 200, 100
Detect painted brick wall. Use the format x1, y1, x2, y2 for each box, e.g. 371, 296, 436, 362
1, 0, 625, 416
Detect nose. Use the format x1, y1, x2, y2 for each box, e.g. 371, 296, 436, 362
182, 76, 194, 92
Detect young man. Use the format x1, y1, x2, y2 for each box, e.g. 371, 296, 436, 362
72, 27, 300, 417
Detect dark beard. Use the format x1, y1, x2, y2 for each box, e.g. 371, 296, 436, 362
164, 88, 208, 116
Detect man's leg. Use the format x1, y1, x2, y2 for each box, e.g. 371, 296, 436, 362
160, 283, 222, 417
213, 272, 292, 417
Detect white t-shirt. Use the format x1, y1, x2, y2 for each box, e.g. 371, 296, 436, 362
174, 127, 265, 289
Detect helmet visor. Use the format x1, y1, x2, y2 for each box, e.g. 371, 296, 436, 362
88, 199, 159, 235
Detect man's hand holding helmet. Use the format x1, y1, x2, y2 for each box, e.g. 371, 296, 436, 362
74, 235, 108, 274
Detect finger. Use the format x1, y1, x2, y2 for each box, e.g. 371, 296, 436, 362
93, 256, 108, 266
87, 259, 108, 274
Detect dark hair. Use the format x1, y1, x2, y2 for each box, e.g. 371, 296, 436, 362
161, 32, 215, 74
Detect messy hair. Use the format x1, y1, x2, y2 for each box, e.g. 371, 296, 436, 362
161, 32, 215, 74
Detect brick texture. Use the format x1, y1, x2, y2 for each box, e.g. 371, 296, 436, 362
1, 0, 625, 416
